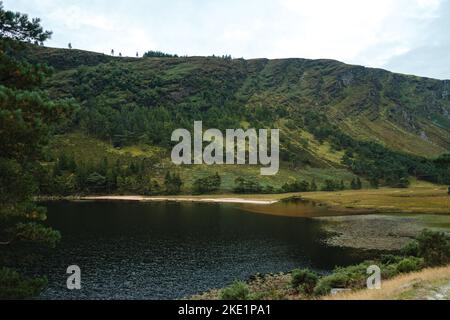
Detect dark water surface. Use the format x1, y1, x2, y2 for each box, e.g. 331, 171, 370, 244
37, 201, 366, 300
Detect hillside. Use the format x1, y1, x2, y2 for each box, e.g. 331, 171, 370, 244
19, 45, 450, 195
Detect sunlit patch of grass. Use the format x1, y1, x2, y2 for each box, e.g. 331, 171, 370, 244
49, 133, 359, 193
300, 186, 450, 214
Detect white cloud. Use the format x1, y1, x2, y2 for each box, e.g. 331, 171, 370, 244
47, 5, 114, 31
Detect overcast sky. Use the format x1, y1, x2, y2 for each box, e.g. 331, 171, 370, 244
5, 0, 450, 79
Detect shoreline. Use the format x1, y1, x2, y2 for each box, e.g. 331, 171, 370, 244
37, 185, 450, 215
38, 190, 450, 252
40, 195, 281, 205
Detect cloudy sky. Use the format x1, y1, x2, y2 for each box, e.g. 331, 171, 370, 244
5, 0, 450, 79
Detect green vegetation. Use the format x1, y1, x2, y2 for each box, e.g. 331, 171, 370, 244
0, 268, 47, 300
309, 229, 449, 297
312, 231, 447, 297
164, 171, 183, 195
0, 2, 72, 298
196, 230, 450, 300
34, 135, 367, 196
193, 173, 221, 194
282, 180, 311, 192
219, 281, 250, 300
291, 269, 319, 295
415, 229, 450, 266
12, 30, 449, 195
143, 50, 179, 58
299, 183, 450, 214
1, 0, 450, 301
350, 177, 363, 190
233, 177, 263, 194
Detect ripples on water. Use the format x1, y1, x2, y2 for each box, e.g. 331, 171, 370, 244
36, 201, 366, 300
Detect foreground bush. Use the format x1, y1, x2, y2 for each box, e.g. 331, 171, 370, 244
313, 262, 370, 296
312, 230, 449, 296
0, 268, 47, 300
291, 269, 319, 295
219, 281, 250, 300
400, 241, 420, 257
395, 257, 424, 273
415, 229, 450, 267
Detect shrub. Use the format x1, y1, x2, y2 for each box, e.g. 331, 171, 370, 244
233, 177, 262, 194
193, 173, 221, 194
0, 268, 47, 300
416, 229, 450, 267
219, 281, 250, 300
401, 240, 420, 257
291, 269, 319, 295
381, 263, 400, 279
395, 257, 424, 273
313, 272, 349, 296
380, 254, 403, 265
313, 262, 372, 296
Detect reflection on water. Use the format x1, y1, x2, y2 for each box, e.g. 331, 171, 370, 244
240, 197, 342, 217
35, 201, 369, 300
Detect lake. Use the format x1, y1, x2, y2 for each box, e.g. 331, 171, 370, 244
37, 201, 369, 300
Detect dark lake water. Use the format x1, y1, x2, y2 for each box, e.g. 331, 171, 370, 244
37, 201, 367, 300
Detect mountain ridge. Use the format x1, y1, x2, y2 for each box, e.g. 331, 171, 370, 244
26, 44, 450, 81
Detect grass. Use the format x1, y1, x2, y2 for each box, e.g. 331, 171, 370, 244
298, 182, 450, 214
49, 132, 359, 193
48, 133, 449, 215
324, 265, 450, 300
31, 43, 450, 161
193, 265, 450, 301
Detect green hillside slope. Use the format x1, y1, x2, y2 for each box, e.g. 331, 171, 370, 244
19, 45, 450, 195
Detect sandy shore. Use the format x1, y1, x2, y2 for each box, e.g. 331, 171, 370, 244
79, 195, 279, 205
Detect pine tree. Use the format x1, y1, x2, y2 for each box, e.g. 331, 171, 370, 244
0, 1, 73, 298
356, 177, 363, 190
310, 179, 318, 192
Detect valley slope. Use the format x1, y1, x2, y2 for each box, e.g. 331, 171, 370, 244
21, 45, 450, 194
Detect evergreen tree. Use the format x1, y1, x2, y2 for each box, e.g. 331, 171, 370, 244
356, 177, 362, 190
370, 177, 379, 189
164, 171, 183, 195
0, 1, 72, 298
193, 173, 222, 194
310, 179, 318, 192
